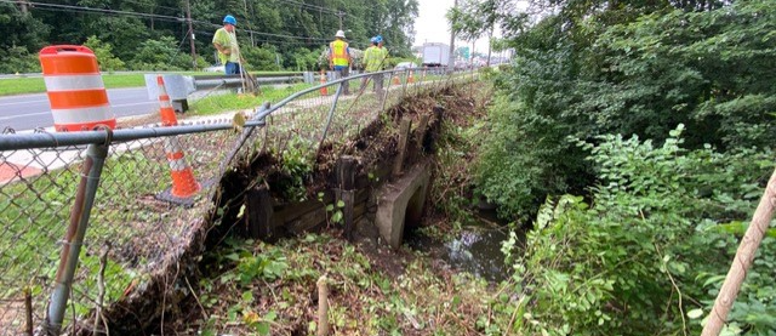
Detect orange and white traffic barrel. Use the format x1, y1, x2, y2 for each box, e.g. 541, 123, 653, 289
39, 45, 116, 132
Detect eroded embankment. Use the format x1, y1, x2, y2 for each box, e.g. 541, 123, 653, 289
94, 84, 483, 335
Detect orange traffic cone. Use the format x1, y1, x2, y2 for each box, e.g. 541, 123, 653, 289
156, 75, 201, 204
156, 76, 178, 126
320, 70, 328, 96
408, 70, 415, 84
392, 73, 401, 85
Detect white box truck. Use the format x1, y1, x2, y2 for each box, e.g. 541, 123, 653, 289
422, 43, 450, 68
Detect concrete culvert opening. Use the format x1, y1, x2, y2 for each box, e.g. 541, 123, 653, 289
375, 163, 431, 249
403, 185, 426, 236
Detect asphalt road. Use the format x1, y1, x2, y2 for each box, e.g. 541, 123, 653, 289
0, 88, 157, 131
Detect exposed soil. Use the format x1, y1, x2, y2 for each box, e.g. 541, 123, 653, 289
91, 83, 484, 336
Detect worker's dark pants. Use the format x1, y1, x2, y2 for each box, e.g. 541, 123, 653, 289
360, 72, 384, 94
333, 67, 350, 95
225, 62, 241, 75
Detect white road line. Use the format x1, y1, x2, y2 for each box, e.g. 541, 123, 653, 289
0, 112, 50, 121
112, 102, 155, 108
0, 99, 48, 107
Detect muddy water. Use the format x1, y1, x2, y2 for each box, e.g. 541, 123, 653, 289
407, 212, 524, 283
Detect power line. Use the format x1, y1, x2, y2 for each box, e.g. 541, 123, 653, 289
190, 18, 331, 41
120, 0, 181, 14
8, 0, 186, 21
194, 30, 325, 47
274, 0, 343, 16
6, 0, 332, 42
20, 5, 185, 25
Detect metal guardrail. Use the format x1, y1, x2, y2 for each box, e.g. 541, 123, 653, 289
0, 66, 482, 335
144, 73, 307, 112
193, 74, 304, 90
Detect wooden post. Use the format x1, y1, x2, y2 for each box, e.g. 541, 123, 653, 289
702, 167, 776, 336
414, 114, 430, 151
317, 276, 329, 336
393, 118, 412, 176
245, 186, 274, 240
337, 156, 356, 240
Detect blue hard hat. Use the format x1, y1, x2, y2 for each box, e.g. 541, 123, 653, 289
370, 37, 379, 43
223, 15, 237, 26
376, 35, 383, 42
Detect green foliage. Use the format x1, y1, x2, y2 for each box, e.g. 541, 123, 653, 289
288, 47, 325, 71
0, 46, 41, 74
278, 136, 314, 201
0, 3, 49, 73
83, 35, 126, 72
197, 233, 502, 335
128, 36, 195, 71
3, 0, 421, 74
241, 45, 282, 71
475, 0, 776, 219
507, 126, 775, 335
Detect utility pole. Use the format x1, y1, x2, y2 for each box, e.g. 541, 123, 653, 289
448, 0, 458, 73
337, 11, 345, 30
185, 0, 197, 69
19, 0, 28, 14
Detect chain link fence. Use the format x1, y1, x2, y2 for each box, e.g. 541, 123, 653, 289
0, 67, 480, 335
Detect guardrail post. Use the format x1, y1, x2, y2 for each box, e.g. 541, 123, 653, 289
44, 141, 109, 335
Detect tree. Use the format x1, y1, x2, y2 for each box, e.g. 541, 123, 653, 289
83, 36, 126, 72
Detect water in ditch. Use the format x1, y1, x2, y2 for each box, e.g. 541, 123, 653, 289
407, 210, 525, 283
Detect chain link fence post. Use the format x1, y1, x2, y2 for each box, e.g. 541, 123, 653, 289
319, 82, 344, 149
43, 141, 109, 335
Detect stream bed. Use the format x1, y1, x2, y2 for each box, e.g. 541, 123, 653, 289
407, 212, 524, 283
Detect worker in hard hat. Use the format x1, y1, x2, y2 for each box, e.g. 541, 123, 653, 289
213, 15, 241, 75
328, 30, 352, 95
361, 35, 389, 94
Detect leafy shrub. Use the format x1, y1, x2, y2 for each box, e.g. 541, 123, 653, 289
83, 35, 125, 72
476, 0, 776, 220
0, 46, 40, 74
505, 126, 775, 335
128, 36, 192, 71
241, 45, 282, 71
288, 47, 325, 71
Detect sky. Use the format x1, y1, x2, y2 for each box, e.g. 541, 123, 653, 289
413, 0, 492, 53
414, 0, 528, 58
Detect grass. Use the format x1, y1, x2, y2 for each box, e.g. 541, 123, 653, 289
189, 83, 314, 116
0, 71, 302, 97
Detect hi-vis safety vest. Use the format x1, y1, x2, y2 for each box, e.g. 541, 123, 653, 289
330, 40, 349, 67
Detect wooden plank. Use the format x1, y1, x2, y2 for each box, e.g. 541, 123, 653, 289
414, 114, 430, 151
342, 190, 355, 240
245, 186, 273, 240
392, 118, 412, 177
337, 156, 356, 190
338, 156, 357, 240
